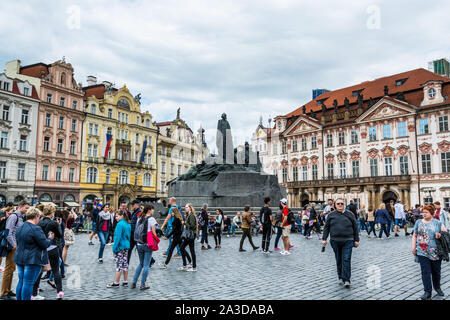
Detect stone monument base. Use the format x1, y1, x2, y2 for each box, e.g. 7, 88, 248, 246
168, 171, 286, 208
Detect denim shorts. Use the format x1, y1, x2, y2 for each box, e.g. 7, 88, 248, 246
91, 222, 97, 232
394, 218, 404, 226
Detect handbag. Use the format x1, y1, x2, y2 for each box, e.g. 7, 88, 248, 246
147, 232, 160, 251
181, 226, 194, 240
64, 228, 75, 245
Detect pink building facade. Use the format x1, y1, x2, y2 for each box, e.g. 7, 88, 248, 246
18, 59, 85, 206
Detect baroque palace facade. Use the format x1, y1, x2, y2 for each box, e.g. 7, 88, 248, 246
80, 79, 158, 210
253, 68, 450, 210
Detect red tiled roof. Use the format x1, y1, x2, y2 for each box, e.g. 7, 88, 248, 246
155, 121, 172, 126
0, 77, 40, 100
286, 68, 450, 118
83, 84, 107, 99
19, 63, 49, 78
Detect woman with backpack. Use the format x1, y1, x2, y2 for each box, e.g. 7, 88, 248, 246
96, 204, 113, 264
273, 205, 284, 251
160, 207, 183, 269
132, 204, 158, 290
179, 203, 197, 272
107, 210, 131, 288
198, 204, 211, 250
214, 209, 224, 249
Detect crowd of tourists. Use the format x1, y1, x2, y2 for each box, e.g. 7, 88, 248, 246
0, 196, 449, 300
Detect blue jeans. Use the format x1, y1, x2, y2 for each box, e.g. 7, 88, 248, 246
16, 264, 42, 300
98, 231, 109, 259
379, 224, 390, 238
358, 219, 367, 233
165, 226, 181, 255
225, 225, 231, 235
367, 221, 377, 236
133, 244, 153, 287
274, 226, 283, 248
330, 240, 354, 282
388, 220, 394, 232
418, 255, 442, 293
231, 225, 239, 235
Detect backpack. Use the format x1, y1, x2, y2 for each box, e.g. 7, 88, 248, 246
275, 210, 283, 225
287, 209, 295, 225
198, 211, 206, 227
134, 217, 149, 244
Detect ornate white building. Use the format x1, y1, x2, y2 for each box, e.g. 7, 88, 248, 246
156, 110, 209, 203
253, 68, 450, 210
0, 73, 40, 205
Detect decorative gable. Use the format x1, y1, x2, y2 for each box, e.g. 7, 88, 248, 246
284, 116, 320, 137
356, 98, 416, 123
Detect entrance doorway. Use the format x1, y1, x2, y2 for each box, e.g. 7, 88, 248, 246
382, 190, 398, 215
300, 193, 310, 208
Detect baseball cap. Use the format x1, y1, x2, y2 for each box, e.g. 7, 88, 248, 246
97, 203, 103, 208
280, 198, 288, 205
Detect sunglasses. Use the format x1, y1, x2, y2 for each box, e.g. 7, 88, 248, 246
336, 203, 344, 205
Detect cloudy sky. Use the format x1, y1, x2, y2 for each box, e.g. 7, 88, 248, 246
1, 0, 449, 151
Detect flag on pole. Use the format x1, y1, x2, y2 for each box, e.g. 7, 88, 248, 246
140, 139, 147, 163
102, 133, 113, 158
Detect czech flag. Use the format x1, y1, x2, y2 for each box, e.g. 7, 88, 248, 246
139, 139, 147, 163
102, 133, 113, 158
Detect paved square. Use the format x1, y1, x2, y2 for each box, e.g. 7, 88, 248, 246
9, 231, 450, 300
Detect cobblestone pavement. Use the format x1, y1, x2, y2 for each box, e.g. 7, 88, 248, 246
8, 230, 450, 300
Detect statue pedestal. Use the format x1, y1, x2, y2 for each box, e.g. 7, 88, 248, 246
168, 171, 286, 207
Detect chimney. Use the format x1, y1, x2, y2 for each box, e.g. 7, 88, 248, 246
86, 76, 97, 86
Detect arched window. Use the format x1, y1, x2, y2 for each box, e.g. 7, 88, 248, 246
119, 170, 128, 185
14, 195, 24, 204
143, 173, 152, 187
105, 169, 111, 184
87, 167, 98, 183
145, 119, 150, 128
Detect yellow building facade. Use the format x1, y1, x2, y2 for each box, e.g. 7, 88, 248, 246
80, 80, 158, 209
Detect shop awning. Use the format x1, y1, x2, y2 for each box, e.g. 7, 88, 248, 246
64, 202, 80, 207
39, 202, 57, 207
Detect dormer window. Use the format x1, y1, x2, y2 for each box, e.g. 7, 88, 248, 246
428, 88, 436, 98
3, 82, 10, 91
352, 90, 363, 97
396, 78, 407, 86
23, 87, 29, 96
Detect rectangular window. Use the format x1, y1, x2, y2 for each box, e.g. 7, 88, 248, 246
70, 141, 76, 155
71, 119, 76, 131
18, 163, 25, 181
400, 155, 409, 175
311, 136, 317, 149
178, 165, 181, 176
398, 121, 407, 137
170, 164, 175, 175
292, 140, 297, 152
421, 154, 432, 174
383, 124, 391, 139
442, 152, 450, 173
0, 161, 6, 179
108, 108, 113, 118
19, 135, 27, 151
326, 134, 333, 147
59, 116, 64, 129
94, 124, 99, 136
69, 168, 74, 182
370, 158, 378, 177
57, 139, 63, 153
272, 143, 278, 155
88, 123, 93, 135
2, 106, 9, 121
42, 165, 49, 181
419, 118, 429, 134
60, 97, 65, 107
444, 198, 450, 211
72, 100, 78, 110
301, 138, 307, 151
352, 160, 359, 177
293, 166, 298, 181
312, 164, 318, 180
281, 141, 287, 154
87, 144, 92, 157
424, 197, 433, 205
338, 132, 345, 145
56, 167, 62, 182
46, 93, 52, 103
3, 82, 9, 91
21, 109, 29, 124
302, 166, 308, 181
369, 126, 377, 141
384, 157, 393, 176
44, 137, 50, 151
162, 161, 166, 173
439, 116, 449, 132
327, 163, 334, 178
23, 87, 29, 96
339, 162, 346, 178
351, 130, 358, 144
91, 104, 96, 115
45, 113, 51, 126
1, 132, 8, 149
282, 168, 287, 183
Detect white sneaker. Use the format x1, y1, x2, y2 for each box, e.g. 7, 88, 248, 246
280, 250, 286, 255
177, 266, 187, 271
32, 295, 46, 300
159, 262, 167, 269
284, 251, 291, 255
186, 267, 197, 272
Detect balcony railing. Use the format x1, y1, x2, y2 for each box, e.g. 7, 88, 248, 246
286, 174, 411, 188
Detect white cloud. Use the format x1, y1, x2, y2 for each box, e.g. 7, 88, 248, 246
1, 0, 449, 149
